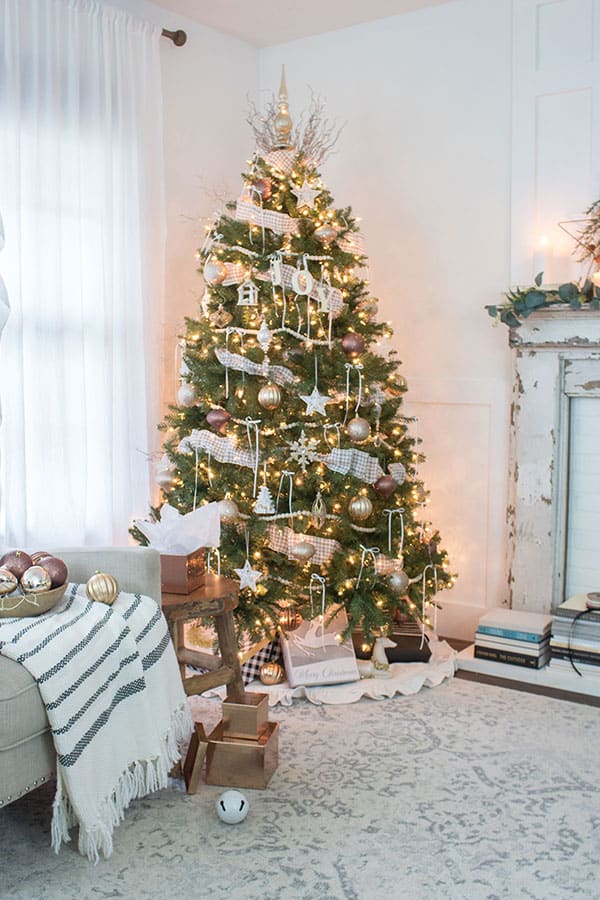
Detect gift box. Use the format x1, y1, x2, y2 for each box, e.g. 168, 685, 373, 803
280, 605, 360, 687
204, 721, 279, 790
352, 626, 431, 663
160, 548, 207, 594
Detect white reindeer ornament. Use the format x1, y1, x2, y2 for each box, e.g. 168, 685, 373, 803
357, 634, 396, 679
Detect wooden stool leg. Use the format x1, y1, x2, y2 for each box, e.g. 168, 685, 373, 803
214, 610, 245, 701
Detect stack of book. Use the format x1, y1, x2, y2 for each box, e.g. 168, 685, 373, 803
474, 608, 552, 669
550, 595, 600, 675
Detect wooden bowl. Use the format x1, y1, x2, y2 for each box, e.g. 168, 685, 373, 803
0, 582, 68, 618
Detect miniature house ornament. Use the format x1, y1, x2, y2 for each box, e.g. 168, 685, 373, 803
237, 277, 259, 306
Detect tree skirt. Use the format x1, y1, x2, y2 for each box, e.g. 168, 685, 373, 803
201, 639, 457, 707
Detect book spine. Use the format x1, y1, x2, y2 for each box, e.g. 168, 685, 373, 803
476, 633, 548, 651
474, 645, 548, 669
551, 648, 600, 667
477, 625, 546, 643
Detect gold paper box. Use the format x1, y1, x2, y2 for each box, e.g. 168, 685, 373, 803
160, 549, 206, 594
204, 721, 279, 790
222, 692, 269, 740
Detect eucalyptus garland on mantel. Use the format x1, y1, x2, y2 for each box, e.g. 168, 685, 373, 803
486, 275, 600, 329
487, 199, 600, 327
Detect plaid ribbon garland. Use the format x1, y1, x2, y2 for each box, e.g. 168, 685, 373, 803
235, 198, 300, 236
388, 462, 407, 485
221, 262, 247, 286
375, 553, 405, 575
267, 525, 342, 565
178, 429, 256, 468
319, 448, 384, 484
263, 149, 296, 174
215, 348, 297, 386
338, 232, 365, 256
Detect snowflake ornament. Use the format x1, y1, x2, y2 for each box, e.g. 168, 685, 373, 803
287, 429, 321, 473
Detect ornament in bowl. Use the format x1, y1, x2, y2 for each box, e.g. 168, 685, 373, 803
0, 549, 69, 618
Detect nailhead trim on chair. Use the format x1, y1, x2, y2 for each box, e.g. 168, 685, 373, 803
0, 771, 55, 807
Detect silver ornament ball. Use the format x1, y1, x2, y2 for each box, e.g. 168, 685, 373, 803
156, 469, 177, 490
348, 496, 373, 521
290, 541, 316, 562
314, 223, 337, 243
21, 565, 51, 594
177, 382, 197, 408
218, 499, 239, 525
0, 566, 18, 596
347, 417, 371, 444
388, 570, 410, 593
257, 383, 282, 410
203, 258, 227, 286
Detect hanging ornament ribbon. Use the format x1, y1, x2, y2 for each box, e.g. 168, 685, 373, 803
323, 423, 342, 448
207, 547, 221, 575
383, 507, 405, 556
343, 363, 364, 425
276, 470, 295, 529
245, 417, 261, 497
355, 545, 381, 589
309, 574, 327, 645
421, 563, 439, 642
193, 446, 199, 511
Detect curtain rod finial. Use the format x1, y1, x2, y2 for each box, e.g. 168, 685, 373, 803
162, 28, 187, 47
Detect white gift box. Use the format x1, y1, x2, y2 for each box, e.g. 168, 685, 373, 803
280, 606, 360, 688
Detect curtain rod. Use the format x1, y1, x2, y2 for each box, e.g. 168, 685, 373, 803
161, 28, 187, 47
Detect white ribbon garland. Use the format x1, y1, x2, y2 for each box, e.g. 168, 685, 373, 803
276, 470, 295, 529
422, 563, 439, 640
383, 508, 405, 555
193, 446, 199, 510
356, 545, 380, 589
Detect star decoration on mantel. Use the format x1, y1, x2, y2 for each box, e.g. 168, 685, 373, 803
299, 386, 334, 417
234, 559, 263, 593
292, 180, 321, 210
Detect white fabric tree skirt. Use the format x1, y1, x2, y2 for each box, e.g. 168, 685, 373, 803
206, 639, 457, 706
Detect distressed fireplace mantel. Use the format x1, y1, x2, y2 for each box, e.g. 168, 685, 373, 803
507, 307, 600, 614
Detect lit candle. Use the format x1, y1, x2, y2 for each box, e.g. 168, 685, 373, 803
532, 235, 553, 285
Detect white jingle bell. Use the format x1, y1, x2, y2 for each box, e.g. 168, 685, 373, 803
177, 382, 197, 408
388, 570, 410, 593
216, 790, 249, 824
347, 417, 371, 444
218, 498, 239, 524
290, 541, 316, 562
203, 258, 227, 286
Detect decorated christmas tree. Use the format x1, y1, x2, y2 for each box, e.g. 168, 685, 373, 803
137, 71, 455, 639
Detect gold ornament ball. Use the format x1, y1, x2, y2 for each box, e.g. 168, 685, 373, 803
314, 223, 337, 243
259, 662, 285, 685
347, 417, 371, 444
86, 571, 119, 605
348, 495, 373, 521
290, 541, 316, 562
388, 570, 410, 593
278, 606, 302, 631
257, 383, 282, 410
0, 566, 18, 596
21, 565, 52, 594
218, 498, 239, 524
203, 258, 227, 286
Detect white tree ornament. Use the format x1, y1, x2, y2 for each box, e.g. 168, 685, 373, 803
292, 180, 321, 210
234, 559, 263, 592
300, 385, 333, 417
237, 277, 259, 306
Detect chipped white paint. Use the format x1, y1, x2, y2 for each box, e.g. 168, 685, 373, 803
508, 307, 600, 613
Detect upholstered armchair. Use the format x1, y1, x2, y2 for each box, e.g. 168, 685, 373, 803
0, 546, 161, 808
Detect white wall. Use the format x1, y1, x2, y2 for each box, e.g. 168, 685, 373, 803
259, 0, 514, 638
102, 0, 260, 418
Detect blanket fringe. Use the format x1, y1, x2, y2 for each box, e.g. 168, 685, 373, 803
52, 700, 193, 863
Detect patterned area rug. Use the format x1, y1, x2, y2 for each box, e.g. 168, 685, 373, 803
2, 679, 599, 899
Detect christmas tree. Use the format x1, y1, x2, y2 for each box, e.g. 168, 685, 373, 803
137, 71, 455, 639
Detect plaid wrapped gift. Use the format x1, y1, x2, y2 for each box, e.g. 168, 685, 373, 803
240, 637, 282, 685
235, 198, 299, 236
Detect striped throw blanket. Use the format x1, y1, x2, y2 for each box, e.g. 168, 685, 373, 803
0, 584, 193, 861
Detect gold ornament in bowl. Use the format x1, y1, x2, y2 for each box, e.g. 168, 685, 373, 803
259, 662, 285, 686
86, 572, 119, 605
21, 565, 51, 594
0, 582, 68, 618
0, 566, 18, 596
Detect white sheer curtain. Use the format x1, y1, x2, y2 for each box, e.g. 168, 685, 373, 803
0, 0, 165, 546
